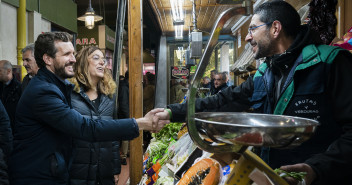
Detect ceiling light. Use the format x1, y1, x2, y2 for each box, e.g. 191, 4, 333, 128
170, 0, 184, 25
77, 0, 103, 29
175, 25, 184, 40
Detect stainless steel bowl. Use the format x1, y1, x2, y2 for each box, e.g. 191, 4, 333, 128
194, 112, 319, 148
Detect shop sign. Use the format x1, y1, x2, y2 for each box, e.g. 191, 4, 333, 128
190, 65, 197, 74
76, 38, 98, 46
76, 26, 99, 51
105, 26, 116, 50
171, 66, 189, 79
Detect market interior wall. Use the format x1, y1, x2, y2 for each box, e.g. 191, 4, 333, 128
0, 1, 50, 65
1, 2, 17, 63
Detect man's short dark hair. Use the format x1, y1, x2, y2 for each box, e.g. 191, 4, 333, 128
21, 43, 35, 56
217, 72, 226, 82
146, 72, 155, 83
34, 32, 72, 68
0, 60, 12, 70
254, 0, 301, 39
203, 76, 210, 82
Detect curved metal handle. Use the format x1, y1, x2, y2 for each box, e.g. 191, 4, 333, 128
187, 0, 253, 153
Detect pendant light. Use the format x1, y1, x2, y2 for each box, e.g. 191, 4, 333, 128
77, 0, 103, 29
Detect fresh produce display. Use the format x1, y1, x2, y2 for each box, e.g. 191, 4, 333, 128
145, 140, 169, 169
154, 176, 174, 185
274, 168, 307, 181
177, 125, 188, 139
142, 122, 185, 185
152, 122, 184, 142
177, 158, 221, 185
145, 122, 183, 169
140, 119, 301, 185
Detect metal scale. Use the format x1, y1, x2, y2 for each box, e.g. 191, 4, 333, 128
186, 1, 319, 184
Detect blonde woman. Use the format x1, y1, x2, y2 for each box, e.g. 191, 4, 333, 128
69, 46, 121, 185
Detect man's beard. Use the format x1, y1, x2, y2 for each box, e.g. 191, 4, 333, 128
54, 62, 74, 79
254, 32, 274, 59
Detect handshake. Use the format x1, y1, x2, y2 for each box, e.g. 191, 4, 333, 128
136, 108, 172, 133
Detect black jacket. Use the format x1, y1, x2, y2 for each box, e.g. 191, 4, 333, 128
20, 74, 32, 92
0, 101, 12, 185
0, 148, 8, 185
69, 89, 120, 185
0, 76, 21, 130
0, 101, 12, 161
9, 68, 139, 185
210, 83, 228, 95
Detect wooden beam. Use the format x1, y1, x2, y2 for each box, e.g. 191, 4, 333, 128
336, 0, 345, 38
344, 0, 352, 34
128, 0, 144, 184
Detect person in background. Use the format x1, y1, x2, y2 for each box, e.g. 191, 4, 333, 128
222, 71, 231, 86
201, 76, 211, 89
170, 79, 186, 104
209, 69, 217, 94
155, 1, 352, 184
119, 75, 125, 81
118, 70, 130, 165
143, 72, 155, 115
9, 32, 168, 185
21, 43, 39, 91
0, 60, 21, 131
199, 76, 211, 97
210, 72, 228, 95
68, 46, 122, 185
0, 101, 12, 185
143, 72, 156, 149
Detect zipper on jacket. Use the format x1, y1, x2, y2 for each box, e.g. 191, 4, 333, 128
261, 72, 274, 113
273, 54, 303, 108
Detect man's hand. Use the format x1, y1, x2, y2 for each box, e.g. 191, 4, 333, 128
280, 163, 316, 185
136, 108, 169, 133
114, 174, 119, 185
155, 109, 170, 120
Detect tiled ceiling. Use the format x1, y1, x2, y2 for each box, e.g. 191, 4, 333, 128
75, 0, 311, 37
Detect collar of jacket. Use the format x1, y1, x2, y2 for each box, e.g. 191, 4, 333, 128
265, 25, 314, 72
7, 75, 20, 86
38, 67, 73, 87
216, 83, 228, 90
37, 67, 74, 103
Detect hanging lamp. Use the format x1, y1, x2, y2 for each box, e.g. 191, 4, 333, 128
77, 0, 103, 29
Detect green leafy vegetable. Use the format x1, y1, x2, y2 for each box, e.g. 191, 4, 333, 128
145, 122, 183, 169
146, 141, 168, 168
274, 168, 307, 181
151, 122, 183, 142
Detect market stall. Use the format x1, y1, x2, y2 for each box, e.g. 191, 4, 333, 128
135, 0, 352, 184
139, 3, 320, 185
138, 112, 317, 185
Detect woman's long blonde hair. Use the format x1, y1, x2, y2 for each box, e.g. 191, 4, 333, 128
69, 46, 116, 97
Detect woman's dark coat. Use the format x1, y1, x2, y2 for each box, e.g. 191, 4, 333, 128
69, 88, 120, 185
